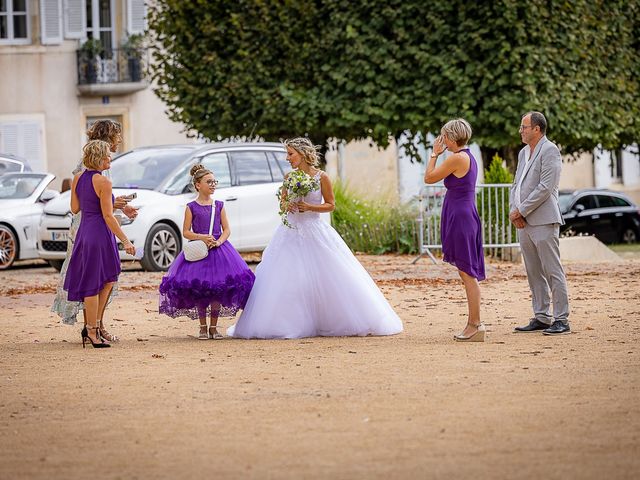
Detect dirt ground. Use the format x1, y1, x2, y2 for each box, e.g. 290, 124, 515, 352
0, 255, 639, 480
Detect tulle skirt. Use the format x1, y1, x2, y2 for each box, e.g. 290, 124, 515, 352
227, 216, 404, 339
159, 242, 255, 319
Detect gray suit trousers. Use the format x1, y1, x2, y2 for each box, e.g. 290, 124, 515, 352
518, 223, 570, 324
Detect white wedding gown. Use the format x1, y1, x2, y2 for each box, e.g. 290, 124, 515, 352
227, 172, 404, 339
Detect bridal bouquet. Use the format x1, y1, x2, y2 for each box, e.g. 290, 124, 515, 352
277, 169, 321, 228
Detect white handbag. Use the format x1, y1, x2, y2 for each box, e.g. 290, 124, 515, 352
183, 203, 216, 262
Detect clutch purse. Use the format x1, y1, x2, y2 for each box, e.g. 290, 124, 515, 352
183, 203, 215, 262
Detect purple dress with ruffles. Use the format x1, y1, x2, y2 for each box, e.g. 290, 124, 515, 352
159, 200, 255, 319
440, 149, 486, 281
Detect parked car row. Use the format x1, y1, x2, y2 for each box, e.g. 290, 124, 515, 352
1, 143, 638, 270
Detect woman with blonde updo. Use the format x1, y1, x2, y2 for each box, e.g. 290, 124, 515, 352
228, 137, 403, 339
159, 164, 255, 339
63, 140, 136, 348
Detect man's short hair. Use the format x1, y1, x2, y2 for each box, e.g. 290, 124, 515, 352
524, 111, 547, 134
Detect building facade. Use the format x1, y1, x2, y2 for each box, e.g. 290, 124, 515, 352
0, 0, 193, 189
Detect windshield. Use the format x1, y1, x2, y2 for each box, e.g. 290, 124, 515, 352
0, 174, 45, 199
109, 147, 195, 190
0, 159, 25, 174
558, 193, 574, 213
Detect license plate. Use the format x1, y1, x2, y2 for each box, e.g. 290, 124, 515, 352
51, 231, 69, 241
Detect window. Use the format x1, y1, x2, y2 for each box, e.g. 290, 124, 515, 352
611, 196, 631, 207
0, 174, 46, 199
267, 151, 291, 181
573, 195, 597, 211
86, 0, 114, 52
201, 153, 231, 188
610, 149, 623, 182
596, 195, 615, 208
0, 0, 29, 44
230, 151, 273, 185
110, 147, 194, 190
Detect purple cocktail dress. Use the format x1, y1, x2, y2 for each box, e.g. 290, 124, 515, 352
440, 149, 485, 280
63, 170, 121, 300
159, 201, 255, 319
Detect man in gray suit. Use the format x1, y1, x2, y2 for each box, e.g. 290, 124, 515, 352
509, 111, 570, 335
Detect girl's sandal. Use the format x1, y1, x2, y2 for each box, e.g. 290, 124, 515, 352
198, 325, 209, 340
209, 326, 224, 340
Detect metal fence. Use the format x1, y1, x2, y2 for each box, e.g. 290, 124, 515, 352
413, 183, 519, 263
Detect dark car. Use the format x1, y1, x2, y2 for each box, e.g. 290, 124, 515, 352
559, 189, 640, 244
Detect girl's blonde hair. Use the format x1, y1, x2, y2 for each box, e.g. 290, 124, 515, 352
83, 140, 111, 170
190, 164, 213, 191
87, 119, 122, 147
284, 137, 321, 166
441, 118, 472, 147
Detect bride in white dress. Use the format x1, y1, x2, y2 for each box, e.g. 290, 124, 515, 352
227, 137, 403, 339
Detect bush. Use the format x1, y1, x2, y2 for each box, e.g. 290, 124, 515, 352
477, 154, 517, 258
332, 182, 419, 254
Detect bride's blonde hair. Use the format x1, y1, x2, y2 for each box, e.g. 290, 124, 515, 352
284, 137, 321, 166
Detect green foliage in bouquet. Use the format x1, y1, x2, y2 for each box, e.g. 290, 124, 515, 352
332, 182, 418, 254
277, 170, 321, 228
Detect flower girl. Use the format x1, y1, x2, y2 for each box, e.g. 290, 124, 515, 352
228, 138, 403, 339
159, 165, 255, 339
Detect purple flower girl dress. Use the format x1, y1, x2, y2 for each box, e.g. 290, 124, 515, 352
159, 200, 255, 319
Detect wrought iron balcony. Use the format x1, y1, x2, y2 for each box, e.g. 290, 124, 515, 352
76, 47, 149, 96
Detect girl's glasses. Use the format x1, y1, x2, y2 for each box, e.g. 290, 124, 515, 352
206, 179, 219, 186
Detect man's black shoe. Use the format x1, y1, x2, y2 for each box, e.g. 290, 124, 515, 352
514, 318, 549, 333
542, 320, 571, 336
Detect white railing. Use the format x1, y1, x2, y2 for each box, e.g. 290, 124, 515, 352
413, 183, 519, 263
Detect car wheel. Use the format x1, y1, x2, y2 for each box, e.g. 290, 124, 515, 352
621, 227, 638, 244
0, 224, 18, 270
47, 259, 64, 271
140, 223, 181, 272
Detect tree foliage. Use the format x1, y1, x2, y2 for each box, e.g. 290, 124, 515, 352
149, 0, 640, 168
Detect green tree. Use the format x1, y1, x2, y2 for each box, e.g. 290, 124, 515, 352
149, 0, 640, 170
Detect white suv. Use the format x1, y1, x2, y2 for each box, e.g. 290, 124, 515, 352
38, 142, 291, 271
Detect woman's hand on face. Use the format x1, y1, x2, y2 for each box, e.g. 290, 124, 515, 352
122, 205, 138, 219
433, 135, 446, 156
114, 196, 129, 209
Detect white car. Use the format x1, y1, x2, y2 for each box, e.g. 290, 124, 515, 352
38, 142, 293, 271
0, 172, 59, 269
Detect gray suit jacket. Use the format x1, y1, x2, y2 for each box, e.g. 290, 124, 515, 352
509, 136, 564, 226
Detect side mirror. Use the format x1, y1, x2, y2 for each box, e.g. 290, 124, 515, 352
573, 204, 585, 213
39, 189, 59, 203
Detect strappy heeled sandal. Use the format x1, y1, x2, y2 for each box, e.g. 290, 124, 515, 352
82, 326, 111, 349
99, 321, 119, 343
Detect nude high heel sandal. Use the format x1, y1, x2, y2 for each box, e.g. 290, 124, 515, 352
454, 323, 486, 342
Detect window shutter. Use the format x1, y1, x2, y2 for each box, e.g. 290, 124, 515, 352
127, 0, 147, 34
0, 124, 19, 155
40, 0, 63, 45
64, 0, 86, 39
0, 121, 45, 172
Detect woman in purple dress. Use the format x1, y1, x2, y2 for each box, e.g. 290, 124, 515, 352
159, 165, 255, 340
424, 119, 486, 342
64, 140, 136, 348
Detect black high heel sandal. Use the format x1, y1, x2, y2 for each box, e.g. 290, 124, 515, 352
82, 326, 111, 349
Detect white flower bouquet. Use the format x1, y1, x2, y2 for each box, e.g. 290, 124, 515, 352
277, 169, 320, 228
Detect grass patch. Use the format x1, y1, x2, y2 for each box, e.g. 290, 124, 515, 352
332, 182, 419, 254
